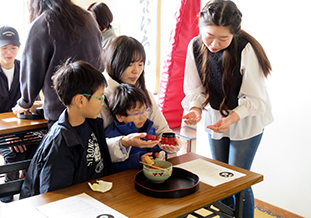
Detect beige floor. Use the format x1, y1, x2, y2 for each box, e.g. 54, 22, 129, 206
255, 209, 279, 218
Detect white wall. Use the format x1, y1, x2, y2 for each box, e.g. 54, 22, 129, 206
235, 0, 311, 217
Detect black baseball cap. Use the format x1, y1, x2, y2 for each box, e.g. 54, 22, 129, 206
0, 26, 20, 47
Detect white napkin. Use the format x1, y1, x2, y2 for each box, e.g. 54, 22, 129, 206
88, 180, 113, 193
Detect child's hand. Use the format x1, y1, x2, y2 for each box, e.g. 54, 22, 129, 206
140, 152, 153, 162
121, 133, 159, 148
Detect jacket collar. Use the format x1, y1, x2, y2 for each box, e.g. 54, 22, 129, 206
53, 109, 88, 148
113, 118, 154, 135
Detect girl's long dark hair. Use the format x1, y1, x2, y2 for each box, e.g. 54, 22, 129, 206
199, 0, 272, 117
87, 2, 113, 31
27, 0, 88, 44
104, 35, 152, 109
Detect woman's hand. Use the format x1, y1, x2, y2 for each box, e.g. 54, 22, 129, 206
12, 104, 28, 114
120, 133, 159, 148
207, 111, 240, 133
182, 107, 202, 125
161, 137, 180, 153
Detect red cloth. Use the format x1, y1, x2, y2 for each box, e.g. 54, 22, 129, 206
158, 0, 201, 128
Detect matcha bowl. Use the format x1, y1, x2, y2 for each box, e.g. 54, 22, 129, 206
143, 160, 173, 183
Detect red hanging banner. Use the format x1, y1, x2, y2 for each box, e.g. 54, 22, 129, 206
158, 0, 201, 128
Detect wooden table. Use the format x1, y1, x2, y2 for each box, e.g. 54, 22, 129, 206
0, 112, 47, 136
0, 153, 263, 218
0, 112, 47, 149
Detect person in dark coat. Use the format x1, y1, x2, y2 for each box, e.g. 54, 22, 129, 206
13, 0, 104, 129
20, 60, 114, 199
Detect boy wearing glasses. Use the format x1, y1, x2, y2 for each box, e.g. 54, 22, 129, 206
20, 60, 114, 198
105, 84, 167, 172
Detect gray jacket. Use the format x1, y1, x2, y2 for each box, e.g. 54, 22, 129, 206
18, 11, 104, 121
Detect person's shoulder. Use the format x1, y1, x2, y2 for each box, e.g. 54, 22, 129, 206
104, 121, 115, 135
84, 10, 99, 28
27, 14, 49, 37
86, 117, 105, 130
145, 118, 154, 126
29, 13, 47, 28
105, 28, 117, 38
38, 124, 63, 150
94, 117, 104, 125
14, 59, 20, 66
47, 121, 64, 136
237, 35, 249, 52
185, 36, 197, 49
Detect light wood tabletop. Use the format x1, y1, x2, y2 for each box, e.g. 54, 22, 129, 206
0, 153, 263, 218
0, 112, 47, 135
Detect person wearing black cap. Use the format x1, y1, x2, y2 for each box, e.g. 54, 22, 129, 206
0, 26, 22, 203
0, 26, 42, 203
87, 2, 117, 49
0, 26, 21, 113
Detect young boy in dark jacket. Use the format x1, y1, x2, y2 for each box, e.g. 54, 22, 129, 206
20, 60, 114, 199
105, 84, 166, 172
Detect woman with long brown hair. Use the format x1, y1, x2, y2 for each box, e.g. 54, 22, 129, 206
100, 35, 180, 162
182, 0, 273, 217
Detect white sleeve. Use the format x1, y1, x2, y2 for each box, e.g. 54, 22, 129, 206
233, 43, 269, 120
106, 136, 131, 163
181, 38, 206, 111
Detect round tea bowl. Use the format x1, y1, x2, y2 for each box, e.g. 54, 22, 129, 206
143, 160, 173, 183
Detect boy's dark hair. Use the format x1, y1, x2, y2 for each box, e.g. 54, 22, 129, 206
109, 83, 152, 117
52, 60, 107, 106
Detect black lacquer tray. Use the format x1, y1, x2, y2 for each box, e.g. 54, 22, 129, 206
17, 112, 44, 120
134, 167, 199, 198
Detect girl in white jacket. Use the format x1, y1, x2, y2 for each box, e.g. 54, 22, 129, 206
182, 1, 273, 217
